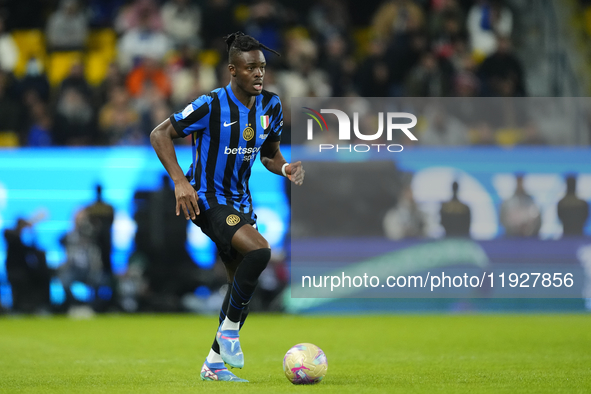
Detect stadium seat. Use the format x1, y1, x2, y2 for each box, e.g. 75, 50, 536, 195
85, 29, 117, 86
353, 27, 372, 59
47, 51, 84, 87
495, 127, 523, 146
86, 28, 117, 56
234, 4, 250, 25
11, 30, 47, 78
198, 49, 220, 67
84, 52, 111, 86
0, 132, 20, 147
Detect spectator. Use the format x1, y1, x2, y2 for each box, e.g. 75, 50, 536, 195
161, 0, 202, 49
478, 36, 525, 96
471, 122, 496, 145
419, 104, 469, 145
319, 34, 357, 97
3, 213, 51, 314
500, 174, 541, 237
383, 184, 426, 240
21, 89, 48, 140
244, 0, 284, 61
454, 70, 480, 97
308, 0, 350, 44
429, 0, 465, 41
53, 87, 96, 145
466, 0, 513, 57
452, 44, 481, 97
0, 15, 18, 73
371, 0, 425, 42
142, 99, 171, 141
85, 185, 116, 286
126, 57, 172, 99
278, 32, 331, 103
0, 70, 21, 141
95, 62, 126, 109
115, 0, 163, 33
356, 39, 391, 97
449, 37, 473, 72
440, 181, 471, 237
88, 0, 125, 28
58, 209, 109, 313
98, 85, 140, 145
558, 175, 589, 236
169, 52, 218, 108
58, 62, 94, 106
405, 51, 455, 96
385, 30, 428, 96
46, 0, 89, 51
118, 9, 171, 72
519, 122, 547, 145
15, 58, 51, 103
431, 10, 465, 60
26, 101, 53, 146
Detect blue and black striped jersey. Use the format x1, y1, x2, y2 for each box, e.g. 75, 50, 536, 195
169, 83, 283, 218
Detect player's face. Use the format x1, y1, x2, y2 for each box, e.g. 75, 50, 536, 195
230, 50, 266, 96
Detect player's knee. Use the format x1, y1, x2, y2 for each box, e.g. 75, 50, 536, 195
245, 247, 271, 275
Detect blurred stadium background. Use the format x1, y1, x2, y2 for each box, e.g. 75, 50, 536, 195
0, 0, 591, 316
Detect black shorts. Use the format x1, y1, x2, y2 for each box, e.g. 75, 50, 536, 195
191, 201, 257, 263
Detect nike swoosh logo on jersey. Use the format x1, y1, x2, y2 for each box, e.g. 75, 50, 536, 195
223, 121, 237, 127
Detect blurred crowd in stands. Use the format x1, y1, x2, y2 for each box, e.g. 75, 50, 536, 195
383, 174, 589, 240
3, 179, 287, 315
0, 0, 538, 148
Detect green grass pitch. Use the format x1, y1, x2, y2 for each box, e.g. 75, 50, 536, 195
0, 314, 589, 393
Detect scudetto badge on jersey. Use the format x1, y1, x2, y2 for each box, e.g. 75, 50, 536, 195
260, 115, 270, 129
226, 214, 241, 226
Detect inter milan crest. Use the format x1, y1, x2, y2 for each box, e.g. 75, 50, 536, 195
243, 124, 255, 141
260, 115, 270, 129
226, 214, 241, 226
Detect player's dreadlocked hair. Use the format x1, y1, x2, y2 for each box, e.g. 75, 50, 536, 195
224, 32, 281, 61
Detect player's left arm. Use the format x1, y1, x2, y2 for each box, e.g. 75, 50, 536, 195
260, 141, 304, 186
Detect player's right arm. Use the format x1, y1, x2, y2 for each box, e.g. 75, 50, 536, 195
150, 119, 200, 220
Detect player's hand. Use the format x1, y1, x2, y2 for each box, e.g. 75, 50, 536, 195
287, 161, 305, 186
174, 179, 200, 220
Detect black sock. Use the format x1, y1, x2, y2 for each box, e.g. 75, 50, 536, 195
226, 248, 271, 323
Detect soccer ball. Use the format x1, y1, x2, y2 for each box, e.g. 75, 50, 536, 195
283, 343, 328, 385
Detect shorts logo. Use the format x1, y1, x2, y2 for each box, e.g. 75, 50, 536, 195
243, 125, 254, 141
226, 214, 241, 226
